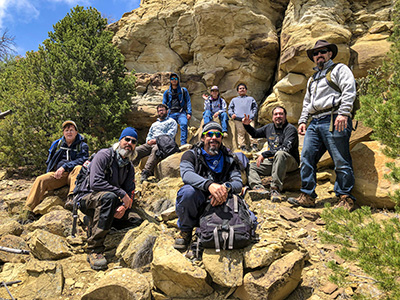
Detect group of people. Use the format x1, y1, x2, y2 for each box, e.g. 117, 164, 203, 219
19, 40, 357, 270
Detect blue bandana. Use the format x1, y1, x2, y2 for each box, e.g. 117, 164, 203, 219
201, 148, 224, 173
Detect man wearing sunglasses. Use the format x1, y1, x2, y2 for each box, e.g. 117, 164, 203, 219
133, 104, 178, 183
162, 73, 192, 146
79, 127, 138, 270
288, 40, 357, 211
174, 121, 242, 251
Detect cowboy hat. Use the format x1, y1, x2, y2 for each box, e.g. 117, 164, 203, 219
306, 40, 338, 61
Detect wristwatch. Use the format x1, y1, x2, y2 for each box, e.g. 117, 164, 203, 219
223, 182, 232, 193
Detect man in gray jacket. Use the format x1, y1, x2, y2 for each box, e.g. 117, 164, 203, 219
288, 40, 356, 211
79, 127, 138, 270
228, 83, 258, 152
174, 121, 243, 251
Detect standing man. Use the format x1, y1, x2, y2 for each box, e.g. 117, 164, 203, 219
288, 40, 356, 211
163, 72, 192, 146
228, 83, 258, 152
202, 85, 229, 137
174, 121, 242, 251
21, 121, 89, 222
133, 104, 178, 183
243, 106, 299, 201
79, 127, 138, 270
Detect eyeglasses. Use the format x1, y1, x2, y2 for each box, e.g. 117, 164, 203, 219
202, 131, 223, 138
170, 77, 178, 80
124, 137, 137, 144
313, 49, 328, 56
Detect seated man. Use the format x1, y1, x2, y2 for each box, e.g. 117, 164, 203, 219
202, 86, 229, 137
133, 104, 178, 183
21, 120, 89, 222
174, 121, 243, 250
78, 127, 138, 270
243, 106, 299, 201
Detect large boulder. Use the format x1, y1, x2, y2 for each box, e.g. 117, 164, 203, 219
352, 141, 399, 208
151, 235, 213, 298
27, 229, 72, 260
28, 209, 73, 237
81, 268, 151, 300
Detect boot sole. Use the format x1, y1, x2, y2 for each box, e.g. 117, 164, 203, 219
288, 199, 316, 208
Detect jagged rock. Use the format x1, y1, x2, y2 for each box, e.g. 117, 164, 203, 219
33, 195, 64, 215
0, 220, 23, 237
116, 221, 160, 268
243, 238, 284, 270
235, 250, 307, 300
352, 141, 399, 208
151, 235, 213, 298
160, 206, 177, 221
81, 268, 151, 300
0, 260, 64, 299
28, 229, 72, 260
279, 206, 301, 222
28, 209, 73, 237
0, 235, 29, 263
202, 249, 243, 287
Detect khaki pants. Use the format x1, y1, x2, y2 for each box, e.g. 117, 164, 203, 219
25, 165, 82, 211
248, 151, 298, 191
132, 143, 160, 175
234, 120, 257, 147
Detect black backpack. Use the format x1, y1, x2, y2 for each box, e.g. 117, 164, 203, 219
197, 194, 256, 252
155, 135, 180, 159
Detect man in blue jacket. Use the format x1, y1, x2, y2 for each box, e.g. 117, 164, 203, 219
21, 121, 89, 222
79, 127, 138, 270
174, 121, 242, 251
162, 72, 192, 146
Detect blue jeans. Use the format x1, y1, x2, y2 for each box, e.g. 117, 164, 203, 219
169, 112, 188, 145
176, 185, 208, 232
300, 115, 355, 199
203, 110, 229, 133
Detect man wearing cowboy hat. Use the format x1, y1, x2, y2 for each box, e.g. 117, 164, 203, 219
288, 40, 357, 211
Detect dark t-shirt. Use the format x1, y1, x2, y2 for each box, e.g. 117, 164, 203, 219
170, 89, 181, 113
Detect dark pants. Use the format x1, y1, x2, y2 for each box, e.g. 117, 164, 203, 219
175, 185, 208, 232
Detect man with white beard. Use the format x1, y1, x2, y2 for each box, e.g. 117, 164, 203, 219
79, 127, 138, 270
174, 121, 243, 251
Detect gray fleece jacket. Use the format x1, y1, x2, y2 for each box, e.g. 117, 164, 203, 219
298, 60, 356, 124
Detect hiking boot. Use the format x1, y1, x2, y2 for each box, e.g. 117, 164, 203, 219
251, 144, 258, 152
334, 195, 355, 212
87, 252, 107, 270
140, 171, 150, 184
248, 185, 270, 201
174, 231, 192, 251
270, 187, 284, 203
64, 195, 74, 211
223, 132, 228, 138
18, 210, 39, 225
288, 193, 316, 208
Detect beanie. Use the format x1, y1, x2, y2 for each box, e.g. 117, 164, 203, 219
202, 121, 222, 134
119, 127, 138, 141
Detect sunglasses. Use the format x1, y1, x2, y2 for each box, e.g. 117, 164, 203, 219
202, 131, 223, 138
170, 77, 178, 80
124, 137, 137, 144
313, 49, 329, 56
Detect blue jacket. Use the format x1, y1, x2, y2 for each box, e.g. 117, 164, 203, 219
46, 133, 89, 173
162, 73, 192, 115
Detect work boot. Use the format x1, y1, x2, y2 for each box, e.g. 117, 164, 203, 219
248, 185, 270, 201
288, 193, 316, 208
334, 195, 355, 212
64, 195, 74, 211
270, 187, 284, 203
87, 252, 107, 270
174, 231, 193, 251
140, 170, 150, 184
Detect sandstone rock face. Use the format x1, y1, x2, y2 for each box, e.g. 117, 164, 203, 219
82, 268, 151, 300
351, 141, 399, 208
151, 235, 213, 298
113, 0, 290, 125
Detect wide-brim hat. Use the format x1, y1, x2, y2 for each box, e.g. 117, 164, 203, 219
306, 40, 338, 61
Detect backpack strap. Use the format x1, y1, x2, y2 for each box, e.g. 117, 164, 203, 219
308, 63, 340, 95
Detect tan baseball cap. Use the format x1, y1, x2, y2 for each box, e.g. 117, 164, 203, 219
62, 120, 78, 131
